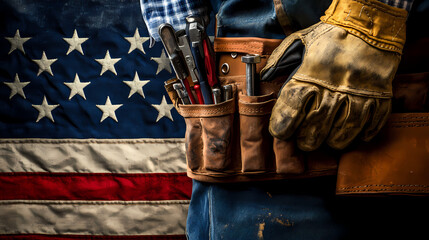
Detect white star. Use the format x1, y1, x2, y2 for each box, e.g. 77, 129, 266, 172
124, 28, 149, 54
95, 50, 121, 76
32, 96, 59, 123
150, 50, 172, 75
152, 95, 174, 122
63, 29, 88, 55
64, 73, 90, 100
4, 74, 30, 99
123, 72, 150, 98
5, 29, 31, 55
32, 51, 58, 76
96, 96, 123, 122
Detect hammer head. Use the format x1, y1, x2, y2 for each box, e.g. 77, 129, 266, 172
241, 54, 261, 64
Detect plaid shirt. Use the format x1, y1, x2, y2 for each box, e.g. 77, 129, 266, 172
139, 0, 209, 45
379, 0, 414, 11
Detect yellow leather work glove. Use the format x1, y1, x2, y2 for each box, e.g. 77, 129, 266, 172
261, 0, 408, 151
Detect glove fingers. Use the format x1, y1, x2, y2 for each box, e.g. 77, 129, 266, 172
326, 96, 374, 149
361, 99, 391, 142
269, 80, 319, 140
296, 89, 346, 151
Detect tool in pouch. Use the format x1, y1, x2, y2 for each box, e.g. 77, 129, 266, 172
159, 16, 230, 105
158, 23, 196, 104
159, 18, 310, 182
241, 54, 261, 96
186, 15, 219, 104
175, 29, 205, 104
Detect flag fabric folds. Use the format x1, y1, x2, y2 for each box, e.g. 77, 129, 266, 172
0, 0, 191, 239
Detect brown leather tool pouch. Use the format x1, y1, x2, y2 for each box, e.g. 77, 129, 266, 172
177, 87, 241, 175
165, 37, 338, 182
238, 93, 276, 173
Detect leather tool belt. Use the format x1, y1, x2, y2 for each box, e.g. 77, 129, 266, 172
165, 36, 429, 196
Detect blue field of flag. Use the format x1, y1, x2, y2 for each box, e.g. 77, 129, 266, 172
0, 0, 187, 139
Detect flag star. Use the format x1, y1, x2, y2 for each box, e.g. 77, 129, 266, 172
152, 95, 174, 122
5, 29, 31, 55
150, 50, 172, 75
32, 96, 59, 123
63, 29, 88, 55
95, 50, 121, 76
4, 74, 30, 99
64, 73, 90, 100
123, 72, 150, 98
32, 51, 58, 76
124, 28, 149, 54
96, 96, 123, 122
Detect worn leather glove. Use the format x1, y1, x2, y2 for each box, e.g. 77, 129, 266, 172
260, 0, 408, 151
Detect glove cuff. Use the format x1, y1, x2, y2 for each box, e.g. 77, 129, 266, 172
321, 0, 408, 54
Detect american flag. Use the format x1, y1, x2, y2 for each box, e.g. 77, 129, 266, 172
0, 0, 192, 239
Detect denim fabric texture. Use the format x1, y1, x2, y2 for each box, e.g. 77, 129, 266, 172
187, 178, 429, 240
213, 0, 286, 38
277, 0, 332, 31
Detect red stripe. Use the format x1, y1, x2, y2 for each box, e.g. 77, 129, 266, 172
0, 173, 192, 201
0, 234, 186, 240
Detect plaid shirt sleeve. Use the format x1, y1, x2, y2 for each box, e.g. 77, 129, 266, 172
378, 0, 415, 11
139, 0, 210, 44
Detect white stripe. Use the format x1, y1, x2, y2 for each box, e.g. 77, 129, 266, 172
0, 200, 190, 235
0, 138, 186, 173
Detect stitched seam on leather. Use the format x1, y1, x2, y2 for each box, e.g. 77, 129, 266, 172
215, 42, 264, 53
293, 73, 392, 97
180, 105, 234, 117
239, 109, 271, 113
238, 105, 274, 114
332, 25, 402, 51
339, 184, 429, 189
338, 189, 429, 193
390, 120, 429, 124
390, 124, 429, 128
391, 116, 429, 120
351, 0, 407, 16
323, 0, 407, 52
239, 110, 271, 115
